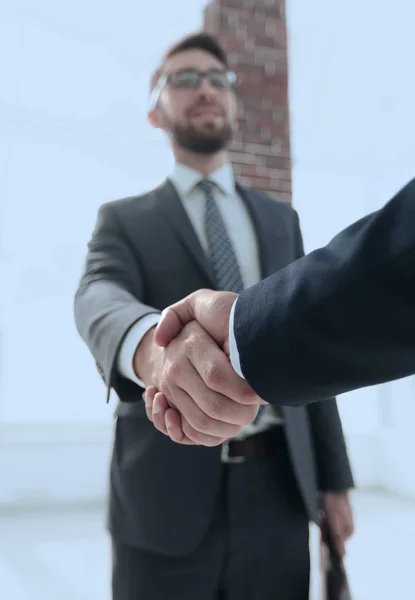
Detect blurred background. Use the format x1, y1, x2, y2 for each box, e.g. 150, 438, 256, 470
1, 0, 414, 598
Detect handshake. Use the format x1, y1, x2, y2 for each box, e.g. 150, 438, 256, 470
136, 289, 267, 447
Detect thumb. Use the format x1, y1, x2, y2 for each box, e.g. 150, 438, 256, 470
154, 308, 187, 348
154, 290, 206, 347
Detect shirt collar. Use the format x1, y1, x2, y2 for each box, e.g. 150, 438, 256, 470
169, 162, 236, 198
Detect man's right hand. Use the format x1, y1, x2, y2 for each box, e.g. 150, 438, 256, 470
133, 321, 262, 446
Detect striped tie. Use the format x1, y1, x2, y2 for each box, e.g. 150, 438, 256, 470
198, 178, 244, 294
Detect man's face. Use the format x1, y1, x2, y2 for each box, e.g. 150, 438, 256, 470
150, 49, 238, 154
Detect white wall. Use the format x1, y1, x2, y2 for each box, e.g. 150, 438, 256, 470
287, 0, 415, 495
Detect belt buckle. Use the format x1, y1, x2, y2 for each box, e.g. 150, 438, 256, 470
221, 439, 246, 464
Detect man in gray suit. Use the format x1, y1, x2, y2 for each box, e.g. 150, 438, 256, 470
75, 32, 354, 600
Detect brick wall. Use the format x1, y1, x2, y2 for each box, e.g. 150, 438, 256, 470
204, 0, 292, 203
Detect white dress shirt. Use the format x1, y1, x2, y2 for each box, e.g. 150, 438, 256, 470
117, 162, 282, 437
228, 299, 244, 377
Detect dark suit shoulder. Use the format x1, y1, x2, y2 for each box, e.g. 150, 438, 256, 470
238, 186, 300, 241
102, 180, 169, 216
240, 184, 297, 218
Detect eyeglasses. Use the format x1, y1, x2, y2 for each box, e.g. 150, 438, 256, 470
163, 68, 237, 90
150, 68, 237, 107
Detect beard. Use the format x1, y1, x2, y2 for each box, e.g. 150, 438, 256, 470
163, 110, 233, 154
172, 122, 233, 154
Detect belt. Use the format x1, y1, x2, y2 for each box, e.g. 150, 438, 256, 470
221, 428, 280, 463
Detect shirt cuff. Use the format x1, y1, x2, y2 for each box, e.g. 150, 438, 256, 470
228, 298, 245, 379
117, 313, 161, 387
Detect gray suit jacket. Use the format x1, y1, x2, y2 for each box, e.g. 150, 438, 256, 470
74, 180, 354, 557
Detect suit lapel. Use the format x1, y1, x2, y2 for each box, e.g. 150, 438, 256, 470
155, 179, 216, 286
154, 180, 288, 289
236, 183, 288, 278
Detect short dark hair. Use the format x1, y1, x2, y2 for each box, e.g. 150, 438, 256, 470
150, 32, 229, 92
166, 32, 228, 66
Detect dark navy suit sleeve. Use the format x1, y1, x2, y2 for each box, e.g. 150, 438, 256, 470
235, 177, 415, 406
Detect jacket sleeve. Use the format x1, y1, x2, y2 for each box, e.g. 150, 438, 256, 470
74, 202, 160, 403
235, 177, 415, 405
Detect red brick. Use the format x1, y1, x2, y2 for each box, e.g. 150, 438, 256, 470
204, 0, 291, 202
230, 152, 266, 166
265, 155, 291, 171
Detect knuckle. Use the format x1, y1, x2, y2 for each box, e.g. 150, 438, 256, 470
184, 332, 198, 357
204, 362, 222, 390
166, 361, 181, 379
162, 362, 181, 387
